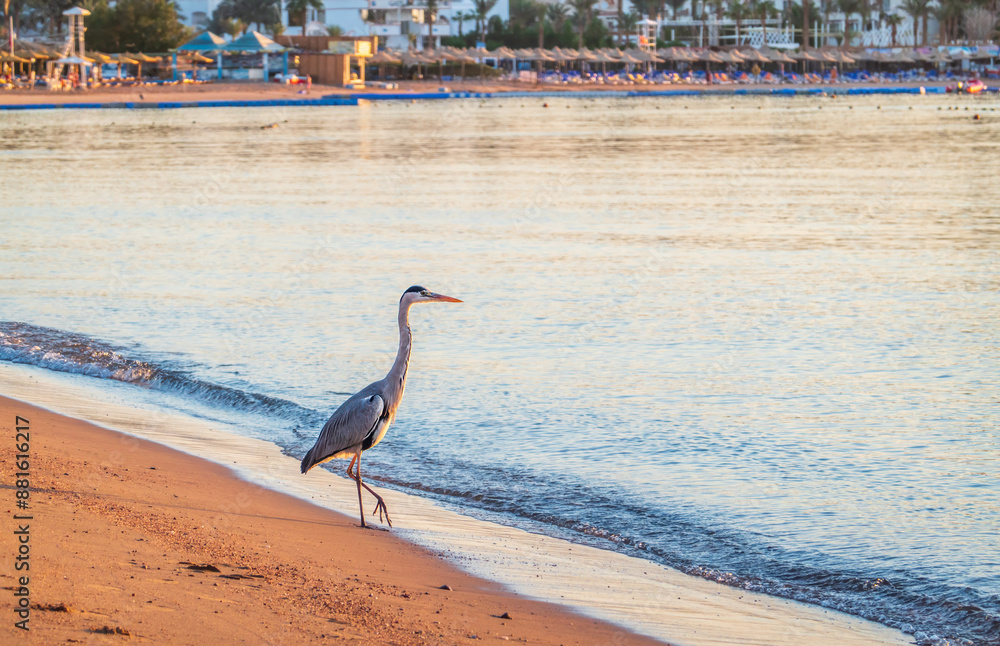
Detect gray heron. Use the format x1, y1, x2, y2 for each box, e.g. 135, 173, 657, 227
300, 286, 462, 528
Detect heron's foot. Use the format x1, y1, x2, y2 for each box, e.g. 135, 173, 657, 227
372, 495, 393, 528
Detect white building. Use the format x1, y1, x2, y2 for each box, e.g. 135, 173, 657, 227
285, 0, 509, 49
175, 0, 222, 29
172, 0, 941, 50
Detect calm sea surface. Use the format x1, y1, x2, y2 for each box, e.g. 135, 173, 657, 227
2, 94, 999, 644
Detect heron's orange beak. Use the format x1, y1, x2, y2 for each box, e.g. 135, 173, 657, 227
431, 293, 463, 303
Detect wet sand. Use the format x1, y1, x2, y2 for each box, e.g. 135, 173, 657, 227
0, 395, 660, 644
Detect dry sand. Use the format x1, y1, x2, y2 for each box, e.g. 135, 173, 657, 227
0, 395, 659, 645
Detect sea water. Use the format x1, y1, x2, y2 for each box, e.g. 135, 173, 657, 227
2, 94, 998, 645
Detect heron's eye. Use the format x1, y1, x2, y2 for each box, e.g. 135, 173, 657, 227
421, 290, 430, 296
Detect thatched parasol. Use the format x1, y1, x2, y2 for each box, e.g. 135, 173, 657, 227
885, 51, 916, 63
925, 50, 952, 64
0, 52, 33, 63
368, 49, 401, 80
738, 48, 770, 63
790, 50, 821, 61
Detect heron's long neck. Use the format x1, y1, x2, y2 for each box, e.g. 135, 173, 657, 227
386, 301, 413, 397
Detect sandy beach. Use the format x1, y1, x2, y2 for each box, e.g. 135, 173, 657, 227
0, 78, 969, 106
0, 394, 661, 644
0, 359, 925, 645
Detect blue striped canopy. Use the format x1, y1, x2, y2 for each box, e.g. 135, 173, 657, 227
177, 31, 227, 52
225, 32, 284, 53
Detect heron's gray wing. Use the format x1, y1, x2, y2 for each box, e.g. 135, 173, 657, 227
300, 386, 384, 473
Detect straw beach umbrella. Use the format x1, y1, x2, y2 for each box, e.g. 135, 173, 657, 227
589, 49, 618, 76
113, 53, 139, 78
765, 49, 795, 64
791, 50, 821, 61
0, 52, 33, 79
926, 50, 951, 64
402, 51, 435, 79
451, 50, 476, 81
696, 50, 725, 81
177, 31, 228, 79
369, 49, 401, 80
831, 50, 855, 64
87, 51, 113, 64
134, 53, 162, 78
618, 51, 645, 64
886, 51, 915, 64
738, 48, 770, 63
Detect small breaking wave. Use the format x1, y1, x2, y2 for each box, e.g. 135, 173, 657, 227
367, 458, 999, 646
0, 321, 321, 425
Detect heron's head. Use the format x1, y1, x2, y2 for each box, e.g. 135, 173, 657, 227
400, 285, 463, 306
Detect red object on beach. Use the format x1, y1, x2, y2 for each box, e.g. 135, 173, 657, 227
965, 79, 985, 94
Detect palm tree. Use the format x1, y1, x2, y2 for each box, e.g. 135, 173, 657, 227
223, 17, 247, 38
801, 0, 812, 48
620, 10, 640, 45
752, 0, 777, 46
453, 10, 467, 37
706, 0, 726, 44
700, 0, 709, 46
568, 0, 597, 49
884, 12, 903, 46
727, 0, 751, 45
422, 0, 439, 50
473, 0, 499, 41
533, 1, 548, 48
901, 0, 929, 46
858, 0, 874, 33
667, 0, 686, 20
820, 0, 835, 44
933, 0, 963, 45
547, 2, 571, 31
837, 0, 862, 46
286, 0, 323, 28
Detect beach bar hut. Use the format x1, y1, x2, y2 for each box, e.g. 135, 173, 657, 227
176, 31, 227, 80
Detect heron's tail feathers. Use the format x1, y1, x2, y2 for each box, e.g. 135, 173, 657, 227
300, 449, 317, 474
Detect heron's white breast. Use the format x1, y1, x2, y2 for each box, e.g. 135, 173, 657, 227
367, 418, 392, 451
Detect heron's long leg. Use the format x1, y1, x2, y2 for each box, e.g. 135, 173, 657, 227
346, 454, 366, 528
356, 457, 392, 528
